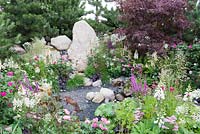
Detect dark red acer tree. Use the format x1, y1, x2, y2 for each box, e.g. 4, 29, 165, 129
118, 0, 190, 54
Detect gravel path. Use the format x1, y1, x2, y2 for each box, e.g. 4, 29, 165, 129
60, 85, 118, 121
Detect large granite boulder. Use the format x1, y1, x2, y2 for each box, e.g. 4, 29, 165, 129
86, 92, 96, 101
68, 20, 98, 72
92, 92, 104, 103
51, 35, 71, 50
100, 88, 115, 103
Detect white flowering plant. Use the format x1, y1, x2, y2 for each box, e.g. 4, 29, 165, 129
10, 75, 70, 133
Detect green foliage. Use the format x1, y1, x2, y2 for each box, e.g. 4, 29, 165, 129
0, 0, 85, 44
95, 102, 116, 118
67, 74, 84, 89
142, 96, 157, 119
177, 44, 200, 89
21, 39, 49, 60
84, 64, 96, 78
95, 98, 139, 132
115, 98, 138, 130
131, 119, 161, 134
0, 0, 51, 43
184, 0, 200, 42
87, 43, 111, 83
46, 0, 85, 38
86, 0, 123, 34
0, 13, 20, 60
86, 35, 130, 83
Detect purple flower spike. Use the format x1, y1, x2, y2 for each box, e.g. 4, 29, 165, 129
130, 74, 148, 95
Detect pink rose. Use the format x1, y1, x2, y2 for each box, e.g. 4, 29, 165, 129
91, 122, 98, 128
34, 56, 39, 61
9, 90, 13, 93
188, 45, 192, 49
64, 109, 70, 115
169, 87, 174, 92
161, 86, 165, 91
101, 118, 110, 125
84, 119, 91, 124
63, 115, 71, 121
7, 72, 14, 77
99, 124, 104, 129
99, 124, 108, 131
93, 117, 98, 123
7, 81, 13, 87
0, 92, 7, 97
172, 43, 177, 48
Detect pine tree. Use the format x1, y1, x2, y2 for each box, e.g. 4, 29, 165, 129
0, 0, 85, 43
46, 0, 85, 38
86, 0, 122, 34
87, 0, 104, 22
0, 0, 51, 43
0, 13, 20, 59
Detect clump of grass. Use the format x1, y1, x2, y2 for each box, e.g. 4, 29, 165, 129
67, 74, 84, 90
84, 64, 96, 78
21, 38, 50, 60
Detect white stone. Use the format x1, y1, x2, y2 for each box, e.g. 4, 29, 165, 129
100, 88, 115, 102
92, 92, 104, 103
68, 20, 98, 72
86, 92, 96, 100
84, 77, 93, 86
51, 35, 71, 50
92, 80, 102, 87
9, 45, 26, 54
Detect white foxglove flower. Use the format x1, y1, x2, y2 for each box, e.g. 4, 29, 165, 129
24, 97, 36, 108
196, 0, 200, 8
154, 89, 165, 100
13, 98, 23, 111
192, 112, 200, 122
176, 105, 189, 115
134, 50, 139, 59
164, 44, 168, 49
189, 71, 192, 74
152, 52, 158, 61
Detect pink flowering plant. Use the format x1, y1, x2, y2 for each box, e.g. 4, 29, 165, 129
0, 71, 17, 125
80, 117, 111, 134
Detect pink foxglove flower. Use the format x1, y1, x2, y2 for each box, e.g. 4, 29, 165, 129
173, 124, 179, 131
